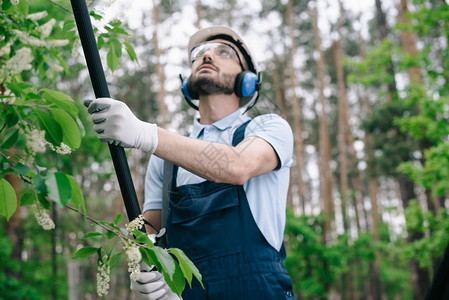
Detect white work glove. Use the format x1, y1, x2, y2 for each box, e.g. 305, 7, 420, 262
84, 98, 158, 154
130, 234, 181, 300
130, 263, 181, 300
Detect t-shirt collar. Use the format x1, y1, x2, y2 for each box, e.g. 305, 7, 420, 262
191, 109, 249, 138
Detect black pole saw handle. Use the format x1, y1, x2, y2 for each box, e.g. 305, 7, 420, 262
70, 0, 143, 224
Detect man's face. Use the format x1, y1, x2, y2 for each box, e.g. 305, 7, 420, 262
189, 39, 244, 97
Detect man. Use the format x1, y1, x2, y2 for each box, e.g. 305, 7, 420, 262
85, 25, 295, 300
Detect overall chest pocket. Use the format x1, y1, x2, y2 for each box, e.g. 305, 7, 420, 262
167, 183, 243, 261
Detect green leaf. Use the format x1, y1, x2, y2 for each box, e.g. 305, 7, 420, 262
106, 231, 116, 240
97, 35, 104, 50
45, 172, 72, 207
32, 174, 47, 195
83, 232, 104, 239
114, 214, 124, 225
0, 178, 17, 221
141, 247, 159, 270
107, 38, 122, 72
34, 109, 63, 147
20, 191, 35, 206
17, 0, 29, 15
73, 246, 98, 259
133, 231, 154, 246
37, 192, 51, 209
169, 248, 203, 288
40, 88, 78, 118
40, 88, 74, 103
2, 0, 12, 11
164, 260, 186, 297
109, 252, 123, 269
124, 41, 138, 63
5, 110, 19, 128
154, 247, 176, 281
89, 11, 103, 21
12, 163, 31, 176
50, 108, 81, 149
1, 128, 19, 149
67, 175, 86, 216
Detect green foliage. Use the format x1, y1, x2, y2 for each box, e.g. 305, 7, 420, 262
74, 215, 203, 297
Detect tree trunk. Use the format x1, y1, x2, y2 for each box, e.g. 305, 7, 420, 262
397, 174, 431, 300
313, 4, 334, 243
398, 0, 422, 84
397, 1, 432, 297
375, 0, 398, 99
332, 4, 349, 233
152, 0, 167, 128
359, 35, 384, 300
287, 0, 306, 215
272, 56, 294, 209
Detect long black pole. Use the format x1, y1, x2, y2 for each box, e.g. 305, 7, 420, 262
425, 242, 449, 299
70, 0, 142, 223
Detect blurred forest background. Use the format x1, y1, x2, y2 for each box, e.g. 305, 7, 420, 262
1, 0, 449, 299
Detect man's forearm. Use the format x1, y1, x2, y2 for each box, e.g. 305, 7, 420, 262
143, 210, 161, 234
154, 128, 275, 185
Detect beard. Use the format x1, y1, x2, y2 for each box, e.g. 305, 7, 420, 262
189, 71, 236, 96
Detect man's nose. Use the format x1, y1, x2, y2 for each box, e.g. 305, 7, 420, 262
202, 50, 214, 61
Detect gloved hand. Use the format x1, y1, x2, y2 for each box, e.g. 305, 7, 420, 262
84, 98, 158, 154
130, 261, 181, 300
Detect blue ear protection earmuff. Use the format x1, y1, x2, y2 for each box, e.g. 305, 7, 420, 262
179, 71, 261, 111
234, 70, 258, 98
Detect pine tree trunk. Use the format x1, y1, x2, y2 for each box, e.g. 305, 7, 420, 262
397, 174, 431, 300
397, 1, 432, 297
332, 6, 349, 232
272, 56, 294, 209
287, 0, 306, 215
313, 4, 334, 243
359, 36, 384, 300
152, 0, 167, 128
375, 0, 398, 99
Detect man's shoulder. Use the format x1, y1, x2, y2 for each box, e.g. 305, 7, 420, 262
246, 113, 291, 132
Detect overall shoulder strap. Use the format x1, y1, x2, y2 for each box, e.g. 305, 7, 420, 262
232, 119, 251, 146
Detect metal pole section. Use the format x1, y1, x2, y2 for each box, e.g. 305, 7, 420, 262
70, 0, 143, 223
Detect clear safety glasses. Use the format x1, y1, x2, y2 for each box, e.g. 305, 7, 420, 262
190, 42, 244, 68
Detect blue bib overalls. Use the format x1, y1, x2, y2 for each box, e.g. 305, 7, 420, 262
166, 121, 295, 299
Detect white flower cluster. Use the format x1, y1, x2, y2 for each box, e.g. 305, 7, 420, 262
125, 214, 145, 232
97, 258, 110, 297
71, 39, 82, 58
34, 203, 55, 230
26, 11, 48, 21
46, 59, 65, 79
48, 40, 69, 47
11, 0, 19, 5
0, 88, 16, 105
26, 128, 47, 154
0, 41, 12, 57
13, 29, 45, 47
39, 18, 56, 38
3, 47, 33, 76
48, 142, 72, 155
126, 245, 142, 281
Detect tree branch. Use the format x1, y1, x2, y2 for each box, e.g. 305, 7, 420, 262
65, 205, 118, 235
46, 0, 72, 13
